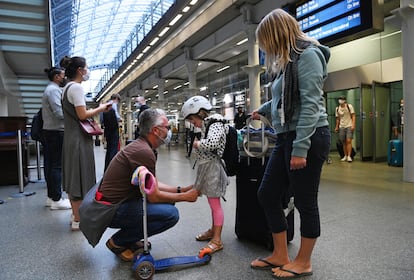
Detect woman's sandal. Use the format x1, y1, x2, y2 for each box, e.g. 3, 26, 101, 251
195, 229, 213, 241
204, 239, 223, 253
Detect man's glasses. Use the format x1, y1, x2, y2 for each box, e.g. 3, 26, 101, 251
156, 125, 171, 130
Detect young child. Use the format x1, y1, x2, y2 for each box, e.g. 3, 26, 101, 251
181, 96, 229, 253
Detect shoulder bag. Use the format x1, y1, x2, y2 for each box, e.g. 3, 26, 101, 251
79, 179, 130, 247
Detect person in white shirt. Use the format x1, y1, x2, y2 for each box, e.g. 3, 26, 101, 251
335, 96, 356, 162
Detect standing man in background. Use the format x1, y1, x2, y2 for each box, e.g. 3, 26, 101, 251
42, 66, 71, 210
234, 106, 247, 129
335, 96, 356, 162
103, 93, 122, 171
134, 96, 150, 139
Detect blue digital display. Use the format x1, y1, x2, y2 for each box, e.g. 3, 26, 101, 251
298, 1, 360, 30
290, 0, 380, 46
296, 0, 336, 18
307, 12, 361, 40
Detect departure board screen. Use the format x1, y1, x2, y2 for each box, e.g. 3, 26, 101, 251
289, 0, 383, 46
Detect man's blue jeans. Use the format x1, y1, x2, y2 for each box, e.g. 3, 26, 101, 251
109, 199, 179, 246
43, 130, 64, 201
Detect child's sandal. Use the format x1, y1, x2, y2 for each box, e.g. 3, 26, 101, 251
205, 239, 223, 253
195, 229, 213, 241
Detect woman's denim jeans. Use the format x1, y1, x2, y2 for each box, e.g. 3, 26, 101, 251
258, 126, 330, 238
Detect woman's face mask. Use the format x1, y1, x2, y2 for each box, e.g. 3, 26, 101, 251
82, 68, 91, 81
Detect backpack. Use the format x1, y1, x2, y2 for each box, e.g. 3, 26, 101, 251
205, 119, 239, 176
31, 108, 44, 142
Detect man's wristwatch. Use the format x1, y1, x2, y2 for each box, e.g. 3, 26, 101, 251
177, 186, 181, 193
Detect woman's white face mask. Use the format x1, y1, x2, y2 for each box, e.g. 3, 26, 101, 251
82, 68, 91, 81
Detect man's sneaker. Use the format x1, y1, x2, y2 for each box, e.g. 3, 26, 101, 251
50, 198, 72, 210
347, 156, 353, 162
340, 156, 347, 161
46, 198, 53, 207
71, 221, 80, 231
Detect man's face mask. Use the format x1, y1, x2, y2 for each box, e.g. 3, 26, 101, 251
161, 130, 172, 145
338, 99, 345, 105
156, 127, 172, 145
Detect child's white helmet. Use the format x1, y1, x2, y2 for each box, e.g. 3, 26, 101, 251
181, 96, 212, 119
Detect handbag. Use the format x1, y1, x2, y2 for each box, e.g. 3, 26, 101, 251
79, 179, 128, 247
79, 118, 103, 136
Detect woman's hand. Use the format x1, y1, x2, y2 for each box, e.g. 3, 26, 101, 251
290, 156, 306, 170
251, 110, 261, 120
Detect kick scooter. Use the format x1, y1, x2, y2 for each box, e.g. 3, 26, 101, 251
130, 166, 211, 280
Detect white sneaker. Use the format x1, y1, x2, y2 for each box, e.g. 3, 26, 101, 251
347, 156, 353, 162
71, 221, 80, 231
50, 198, 72, 210
340, 156, 347, 161
46, 198, 53, 207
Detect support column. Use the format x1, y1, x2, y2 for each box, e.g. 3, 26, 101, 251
126, 90, 133, 141
396, 2, 414, 182
241, 24, 265, 114
157, 79, 166, 110
0, 95, 7, 116
184, 47, 199, 97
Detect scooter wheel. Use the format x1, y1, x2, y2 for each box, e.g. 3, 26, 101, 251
134, 261, 155, 280
198, 247, 212, 258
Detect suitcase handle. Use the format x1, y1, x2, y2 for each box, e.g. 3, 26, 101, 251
242, 115, 273, 158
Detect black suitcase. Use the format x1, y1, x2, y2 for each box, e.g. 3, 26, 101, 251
336, 140, 356, 159
235, 156, 294, 250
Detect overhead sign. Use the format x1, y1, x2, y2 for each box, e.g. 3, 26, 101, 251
287, 0, 383, 46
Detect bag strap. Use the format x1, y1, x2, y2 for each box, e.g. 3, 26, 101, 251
62, 83, 79, 121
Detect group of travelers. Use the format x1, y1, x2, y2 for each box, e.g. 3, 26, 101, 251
40, 8, 336, 279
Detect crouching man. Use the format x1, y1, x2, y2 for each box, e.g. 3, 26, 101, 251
100, 108, 199, 261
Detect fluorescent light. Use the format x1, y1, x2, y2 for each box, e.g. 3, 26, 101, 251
149, 37, 159, 46
169, 14, 182, 26
136, 53, 144, 59
142, 46, 151, 53
216, 65, 230, 73
182, 6, 190, 12
174, 85, 182, 90
163, 91, 168, 94
153, 85, 158, 89
236, 38, 248, 45
159, 27, 170, 37
183, 82, 189, 85
190, 0, 198, 5
200, 86, 208, 91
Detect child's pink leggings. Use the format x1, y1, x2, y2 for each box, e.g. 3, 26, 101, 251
207, 197, 224, 226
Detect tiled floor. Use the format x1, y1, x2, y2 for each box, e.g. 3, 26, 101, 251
1, 144, 413, 280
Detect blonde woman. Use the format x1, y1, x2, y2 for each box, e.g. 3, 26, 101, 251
249, 9, 331, 279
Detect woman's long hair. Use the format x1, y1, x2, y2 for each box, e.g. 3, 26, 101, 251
256, 9, 319, 76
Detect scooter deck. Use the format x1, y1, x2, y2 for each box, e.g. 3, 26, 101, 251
154, 254, 211, 271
